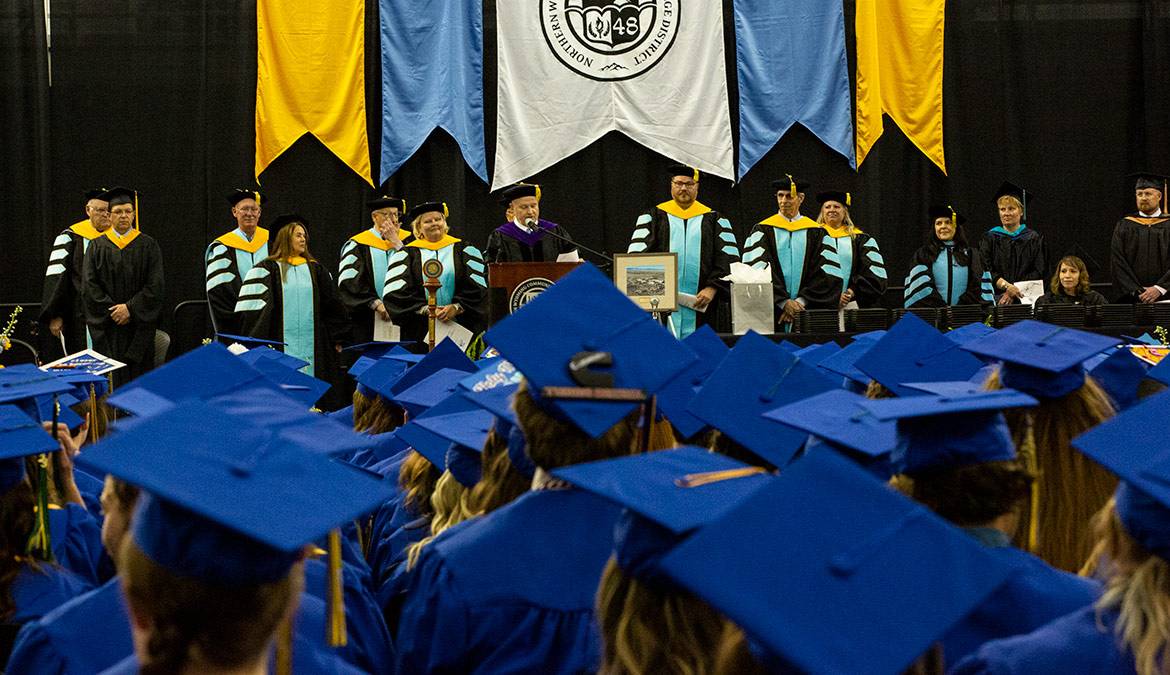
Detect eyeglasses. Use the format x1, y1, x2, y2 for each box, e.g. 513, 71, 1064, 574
671, 181, 698, 189
236, 206, 261, 214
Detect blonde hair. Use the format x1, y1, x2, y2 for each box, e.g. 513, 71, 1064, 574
467, 428, 530, 516
997, 195, 1024, 211
985, 368, 1117, 571
410, 212, 450, 240
597, 558, 730, 675
351, 390, 405, 435
404, 470, 478, 570
816, 205, 856, 231
397, 450, 440, 518
864, 381, 893, 399
1082, 498, 1170, 675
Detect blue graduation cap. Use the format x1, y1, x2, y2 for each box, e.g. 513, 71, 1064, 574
460, 383, 518, 426
413, 409, 495, 454
444, 444, 482, 487
354, 357, 411, 399
341, 341, 416, 360
945, 322, 997, 347
1146, 354, 1170, 387
657, 450, 1015, 675
42, 369, 109, 400
763, 389, 898, 479
235, 345, 310, 374
960, 320, 1122, 398
655, 325, 730, 439
552, 446, 772, 579
855, 314, 985, 397
815, 338, 877, 388
386, 338, 475, 398
0, 364, 77, 407
392, 367, 468, 417
1072, 389, 1170, 560
792, 341, 842, 368
852, 329, 887, 342
243, 355, 331, 408
485, 264, 697, 438
106, 344, 283, 415
687, 331, 837, 467
861, 390, 1037, 474
76, 400, 391, 585
1087, 348, 1149, 411
459, 359, 522, 393
777, 340, 801, 353
395, 421, 450, 468
0, 405, 59, 491
215, 333, 286, 350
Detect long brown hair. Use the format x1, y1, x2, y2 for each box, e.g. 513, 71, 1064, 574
1082, 498, 1170, 675
1049, 256, 1092, 296
467, 428, 530, 516
985, 368, 1117, 571
118, 537, 301, 675
513, 382, 639, 470
597, 558, 729, 675
0, 481, 37, 621
352, 390, 406, 435
266, 222, 317, 281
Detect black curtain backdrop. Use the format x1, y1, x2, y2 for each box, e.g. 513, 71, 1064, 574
4, 0, 1170, 334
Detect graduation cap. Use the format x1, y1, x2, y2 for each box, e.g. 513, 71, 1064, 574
687, 331, 836, 467
945, 322, 996, 347
83, 187, 110, 201
815, 339, 877, 390
234, 346, 311, 375
552, 446, 772, 580
0, 364, 78, 407
763, 389, 898, 479
413, 409, 495, 454
815, 191, 851, 208
791, 342, 842, 368
666, 164, 700, 182
270, 213, 307, 231
854, 313, 985, 397
341, 341, 414, 361
498, 183, 542, 205
44, 369, 110, 401
106, 343, 283, 415
927, 205, 966, 226
994, 181, 1030, 222
459, 358, 522, 393
771, 175, 810, 197
367, 194, 406, 213
1128, 172, 1167, 192
76, 400, 391, 585
353, 357, 411, 400
655, 325, 730, 439
386, 338, 475, 397
861, 390, 1037, 475
486, 263, 697, 438
392, 367, 468, 417
405, 201, 448, 224
0, 405, 58, 492
226, 189, 264, 207
657, 450, 1016, 675
1087, 348, 1149, 411
1072, 389, 1170, 560
959, 320, 1121, 399
216, 332, 285, 350
460, 382, 519, 426
242, 356, 331, 408
102, 187, 137, 208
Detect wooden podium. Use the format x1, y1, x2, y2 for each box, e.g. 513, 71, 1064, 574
487, 262, 582, 325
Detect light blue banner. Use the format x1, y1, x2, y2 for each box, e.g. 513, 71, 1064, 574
734, 0, 856, 177
378, 0, 487, 183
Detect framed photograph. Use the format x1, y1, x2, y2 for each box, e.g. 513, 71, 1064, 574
613, 252, 678, 312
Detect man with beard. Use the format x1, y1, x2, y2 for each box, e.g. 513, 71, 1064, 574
1111, 172, 1170, 303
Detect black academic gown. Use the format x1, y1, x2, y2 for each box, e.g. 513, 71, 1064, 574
628, 201, 737, 334
1034, 290, 1108, 307
1109, 214, 1170, 301
81, 230, 164, 386
338, 228, 412, 345
818, 228, 889, 308
903, 242, 993, 308
978, 226, 1048, 300
741, 216, 839, 313
40, 220, 105, 355
484, 220, 576, 263
203, 227, 269, 335
382, 238, 488, 344
236, 259, 350, 406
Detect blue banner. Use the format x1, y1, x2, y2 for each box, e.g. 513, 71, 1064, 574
734, 0, 855, 177
378, 0, 487, 183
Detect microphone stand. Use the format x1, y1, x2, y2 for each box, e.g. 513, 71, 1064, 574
526, 220, 614, 270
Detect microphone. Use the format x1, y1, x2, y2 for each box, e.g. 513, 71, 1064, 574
524, 217, 537, 229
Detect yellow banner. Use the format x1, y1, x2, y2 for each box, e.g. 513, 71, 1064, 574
255, 0, 373, 185
855, 0, 946, 173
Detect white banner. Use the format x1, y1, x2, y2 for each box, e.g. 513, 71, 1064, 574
493, 0, 734, 188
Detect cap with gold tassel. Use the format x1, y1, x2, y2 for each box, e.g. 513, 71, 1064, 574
327, 528, 347, 647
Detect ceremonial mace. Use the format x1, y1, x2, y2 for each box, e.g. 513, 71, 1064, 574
422, 258, 444, 352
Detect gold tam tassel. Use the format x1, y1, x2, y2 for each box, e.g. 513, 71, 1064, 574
1020, 414, 1040, 553
327, 529, 347, 647
27, 454, 53, 561
275, 613, 293, 675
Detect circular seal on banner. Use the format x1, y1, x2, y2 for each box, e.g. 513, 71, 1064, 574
509, 277, 555, 313
540, 0, 681, 82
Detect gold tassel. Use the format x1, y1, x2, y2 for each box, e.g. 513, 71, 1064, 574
674, 466, 767, 488
786, 174, 796, 198
441, 203, 449, 219
948, 205, 957, 228
533, 184, 542, 202
88, 384, 99, 444
845, 192, 852, 208
133, 190, 140, 231
27, 454, 53, 561
1020, 414, 1040, 553
327, 529, 347, 647
692, 168, 699, 182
